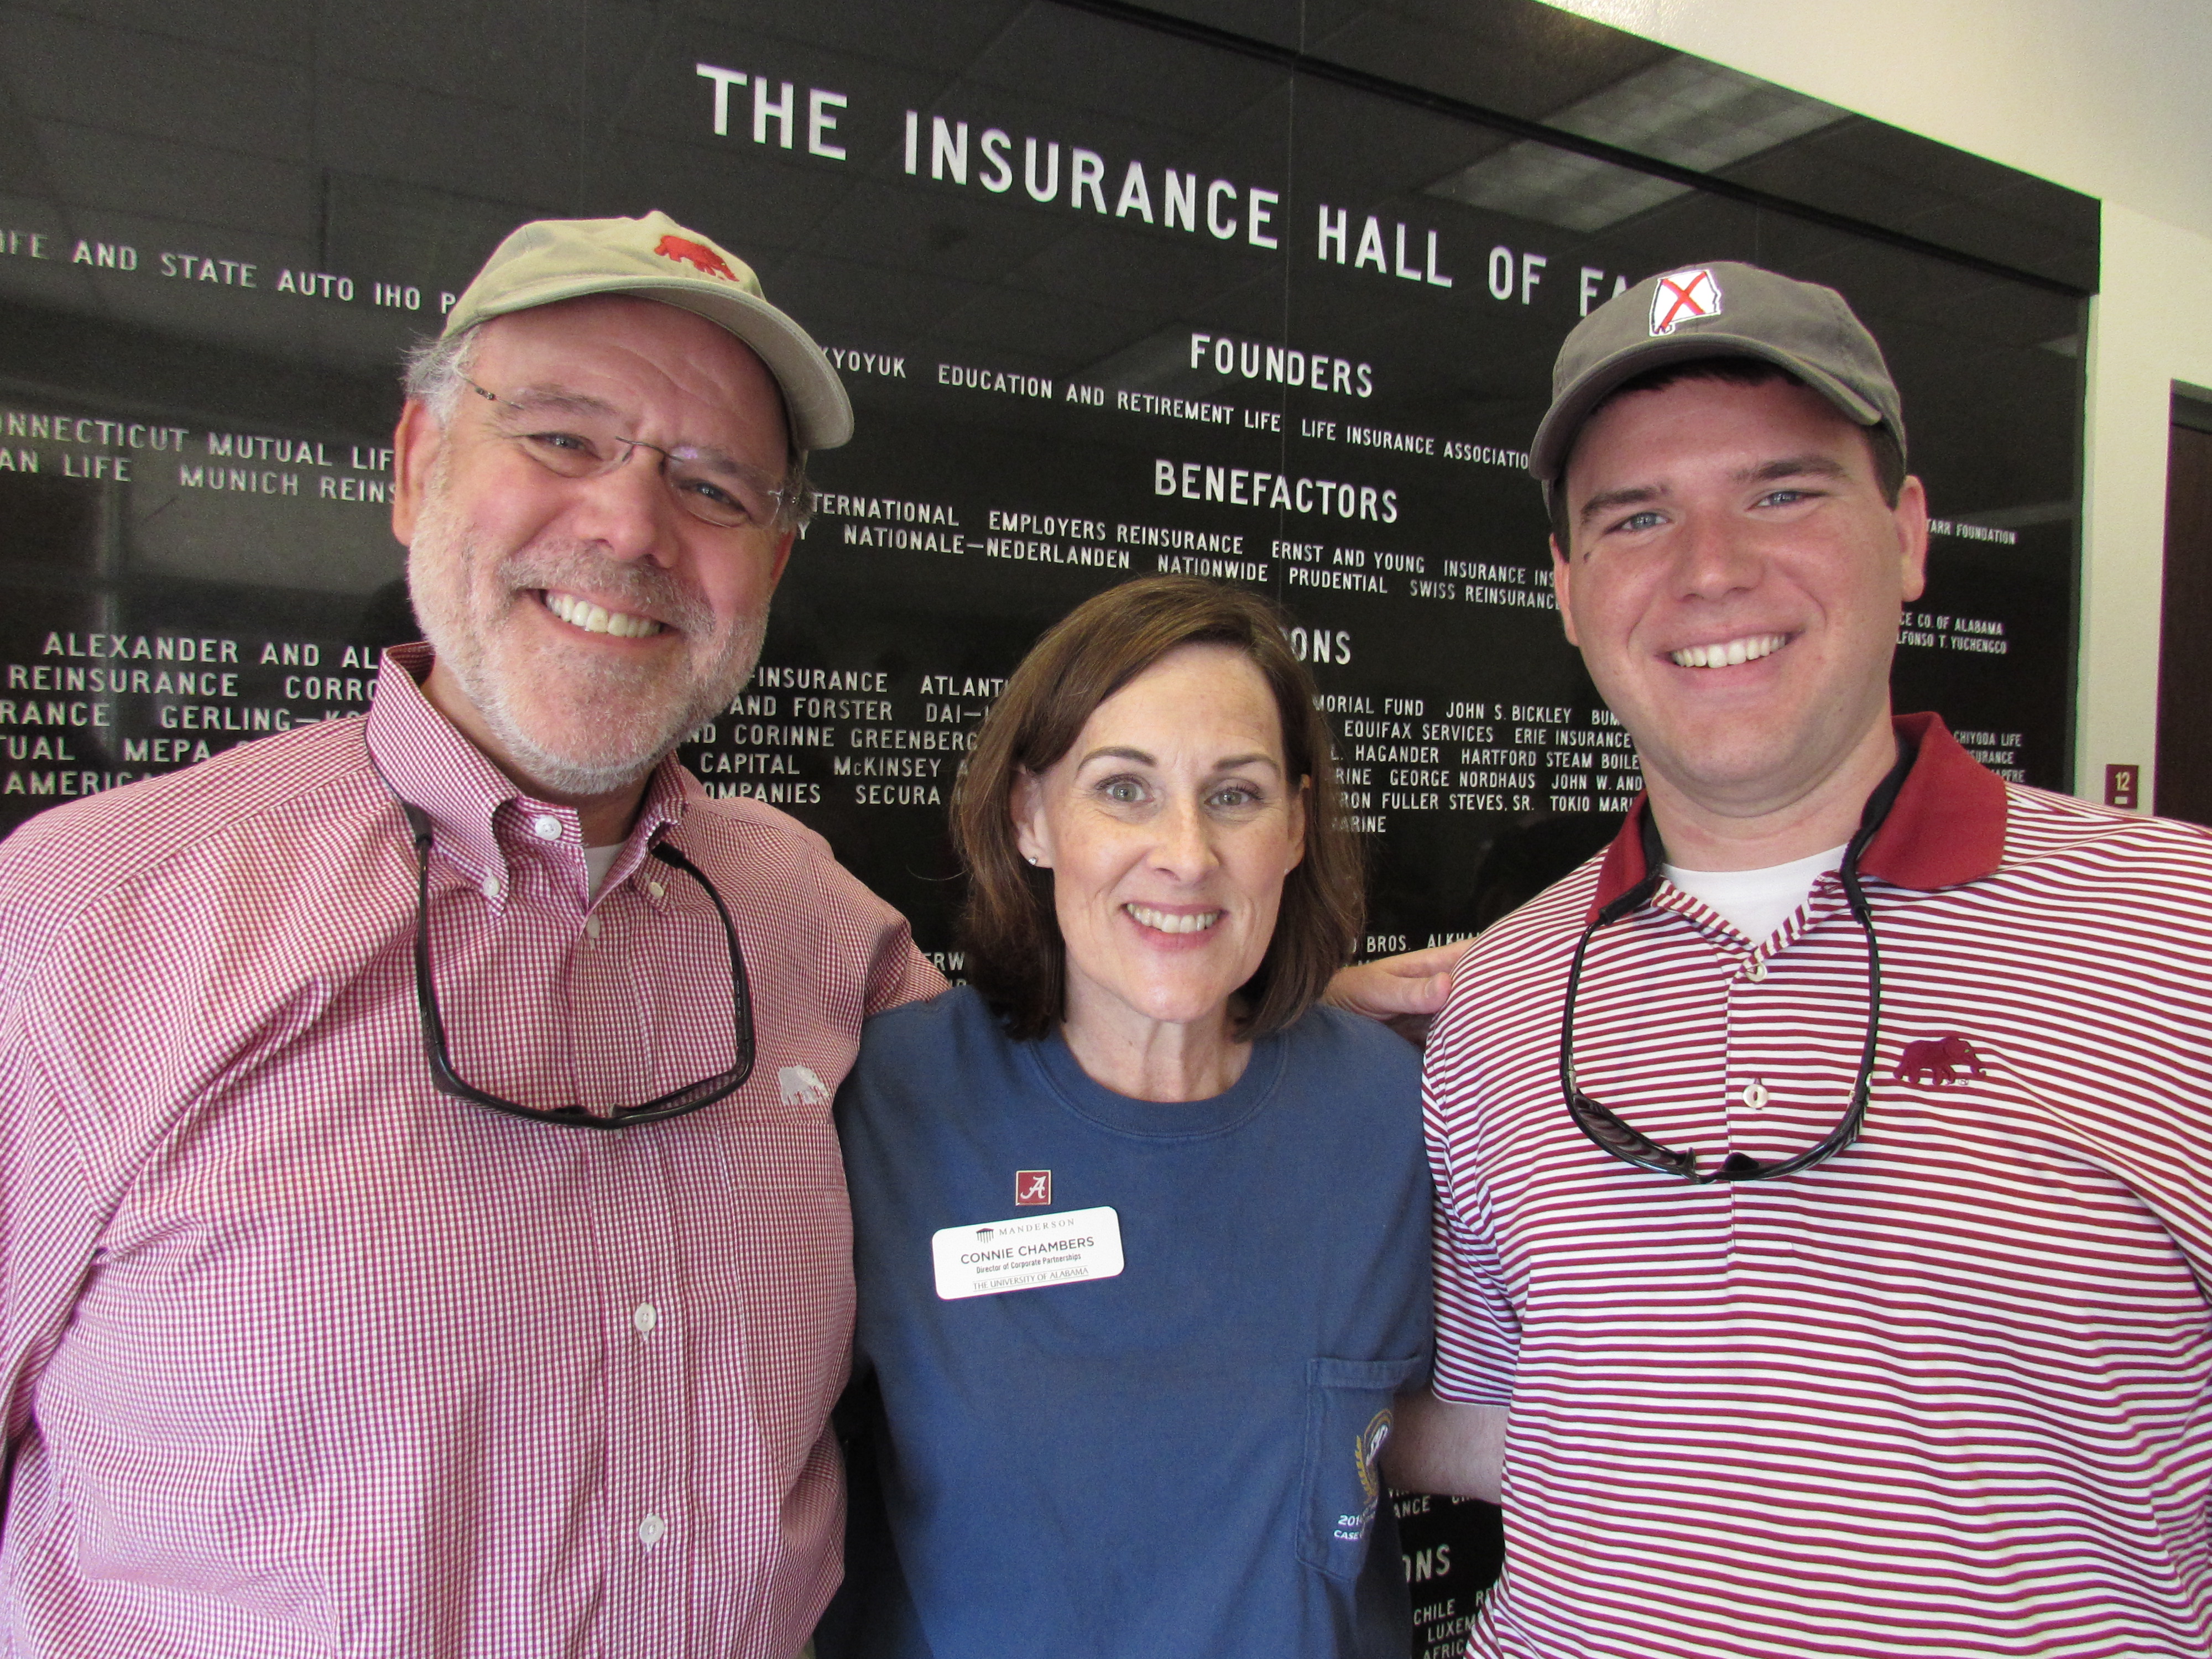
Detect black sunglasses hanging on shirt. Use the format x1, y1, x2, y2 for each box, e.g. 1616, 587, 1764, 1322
398, 800, 756, 1130
1558, 740, 1913, 1183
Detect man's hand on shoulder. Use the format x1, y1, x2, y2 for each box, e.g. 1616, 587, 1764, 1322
1323, 942, 1469, 1045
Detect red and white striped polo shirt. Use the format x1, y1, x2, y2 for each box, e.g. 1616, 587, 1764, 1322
1426, 713, 2212, 1658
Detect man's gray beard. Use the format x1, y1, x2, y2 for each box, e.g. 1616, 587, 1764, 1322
409, 494, 767, 798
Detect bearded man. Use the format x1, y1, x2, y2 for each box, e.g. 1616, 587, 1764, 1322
0, 213, 942, 1657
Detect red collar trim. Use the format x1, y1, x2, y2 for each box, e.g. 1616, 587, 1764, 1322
1588, 712, 2007, 916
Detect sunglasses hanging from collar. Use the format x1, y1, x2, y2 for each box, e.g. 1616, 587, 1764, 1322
398, 799, 756, 1130
1558, 741, 1913, 1183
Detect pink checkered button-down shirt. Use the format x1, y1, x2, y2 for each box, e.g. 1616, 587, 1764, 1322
0, 644, 943, 1657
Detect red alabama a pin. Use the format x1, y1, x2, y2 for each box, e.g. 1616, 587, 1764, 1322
1650, 267, 1724, 336
1015, 1170, 1052, 1207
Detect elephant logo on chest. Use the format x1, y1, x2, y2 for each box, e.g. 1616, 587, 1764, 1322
1893, 1034, 1989, 1087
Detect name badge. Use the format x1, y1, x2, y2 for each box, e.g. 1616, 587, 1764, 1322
931, 1206, 1124, 1301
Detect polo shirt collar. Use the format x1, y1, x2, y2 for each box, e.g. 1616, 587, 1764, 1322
363, 642, 692, 880
1589, 711, 2007, 916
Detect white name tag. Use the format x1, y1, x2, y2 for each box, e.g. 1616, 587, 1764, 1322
931, 1206, 1124, 1301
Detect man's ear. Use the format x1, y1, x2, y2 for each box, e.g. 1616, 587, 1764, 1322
1892, 474, 1931, 604
390, 398, 445, 547
1551, 534, 1580, 648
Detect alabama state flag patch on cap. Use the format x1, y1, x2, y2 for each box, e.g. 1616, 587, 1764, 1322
1651, 267, 1724, 335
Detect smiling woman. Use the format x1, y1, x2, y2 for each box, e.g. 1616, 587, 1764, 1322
824, 577, 1432, 1659
958, 575, 1361, 1061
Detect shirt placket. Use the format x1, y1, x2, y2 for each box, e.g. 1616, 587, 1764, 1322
1642, 894, 1760, 1165
1723, 937, 1773, 1162
1722, 888, 1860, 1264
573, 878, 690, 1654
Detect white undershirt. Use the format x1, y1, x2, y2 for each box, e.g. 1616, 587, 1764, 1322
1662, 843, 1848, 943
583, 843, 623, 898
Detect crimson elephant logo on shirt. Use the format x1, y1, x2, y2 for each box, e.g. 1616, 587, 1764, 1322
1893, 1035, 1989, 1087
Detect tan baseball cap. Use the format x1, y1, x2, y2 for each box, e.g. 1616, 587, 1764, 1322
1530, 260, 1904, 487
443, 210, 852, 451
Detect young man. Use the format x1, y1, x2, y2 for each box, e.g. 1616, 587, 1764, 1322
0, 212, 942, 1656
1386, 263, 2212, 1657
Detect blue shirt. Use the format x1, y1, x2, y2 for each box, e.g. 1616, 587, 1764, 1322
826, 986, 1431, 1659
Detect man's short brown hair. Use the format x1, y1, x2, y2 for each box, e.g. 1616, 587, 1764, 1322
953, 575, 1364, 1042
1547, 356, 1907, 552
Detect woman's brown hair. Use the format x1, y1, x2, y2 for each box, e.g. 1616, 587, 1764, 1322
953, 575, 1364, 1041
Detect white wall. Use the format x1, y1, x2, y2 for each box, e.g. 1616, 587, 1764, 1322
2080, 211, 2212, 804
1538, 0, 2212, 802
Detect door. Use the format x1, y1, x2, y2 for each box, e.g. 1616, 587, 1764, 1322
2155, 395, 2212, 825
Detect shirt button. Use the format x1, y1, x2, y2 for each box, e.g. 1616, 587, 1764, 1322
633, 1302, 659, 1334
1743, 1079, 1770, 1111
1745, 959, 1767, 982
637, 1514, 666, 1548
648, 880, 665, 899
531, 813, 562, 841
481, 874, 500, 900
584, 914, 602, 940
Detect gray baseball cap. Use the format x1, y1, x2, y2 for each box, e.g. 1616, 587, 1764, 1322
1530, 260, 1904, 487
443, 210, 852, 451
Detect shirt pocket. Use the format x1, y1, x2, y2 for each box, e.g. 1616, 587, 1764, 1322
1297, 1353, 1426, 1580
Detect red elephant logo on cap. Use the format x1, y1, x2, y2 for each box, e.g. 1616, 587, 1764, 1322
1893, 1035, 1988, 1088
654, 234, 738, 281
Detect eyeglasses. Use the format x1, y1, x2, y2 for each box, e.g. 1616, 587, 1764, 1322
398, 799, 757, 1130
1558, 744, 1911, 1183
463, 378, 795, 531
